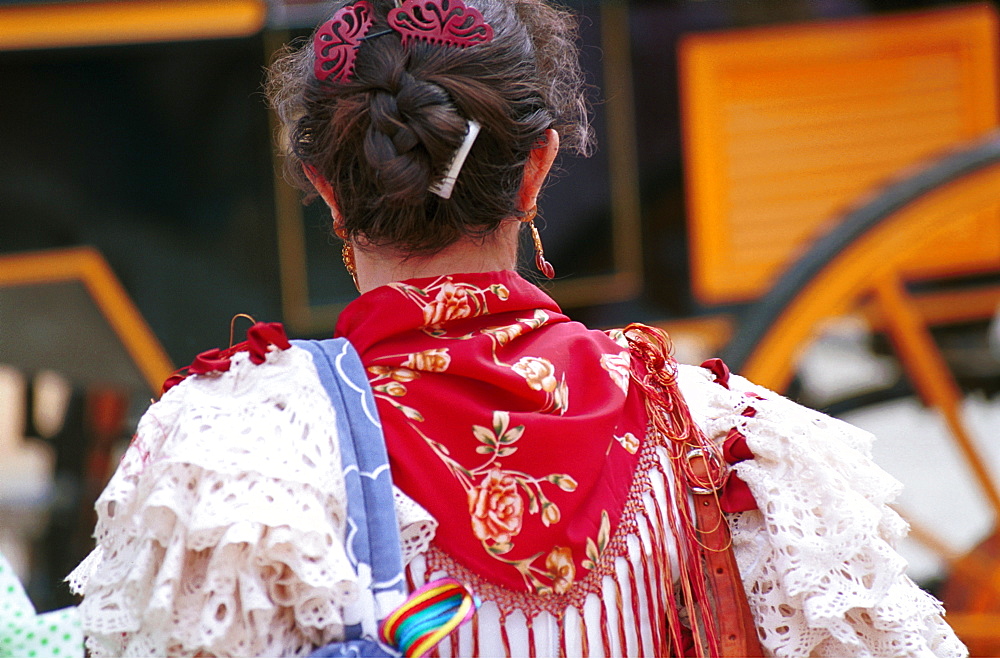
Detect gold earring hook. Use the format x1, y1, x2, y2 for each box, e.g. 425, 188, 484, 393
521, 206, 554, 279
342, 242, 360, 292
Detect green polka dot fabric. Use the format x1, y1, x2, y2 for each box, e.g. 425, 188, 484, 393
0, 553, 83, 658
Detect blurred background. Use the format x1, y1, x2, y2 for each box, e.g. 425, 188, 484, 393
0, 0, 998, 653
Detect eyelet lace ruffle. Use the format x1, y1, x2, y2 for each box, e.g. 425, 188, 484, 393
68, 347, 435, 657
678, 364, 967, 658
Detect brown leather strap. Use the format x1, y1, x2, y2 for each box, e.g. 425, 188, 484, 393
692, 492, 764, 657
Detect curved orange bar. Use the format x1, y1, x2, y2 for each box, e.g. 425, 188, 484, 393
0, 246, 174, 395
741, 160, 1000, 392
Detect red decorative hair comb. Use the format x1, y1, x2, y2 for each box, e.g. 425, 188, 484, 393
388, 0, 493, 48
313, 1, 375, 83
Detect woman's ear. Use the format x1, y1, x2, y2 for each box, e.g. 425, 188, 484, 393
517, 129, 560, 212
302, 165, 343, 222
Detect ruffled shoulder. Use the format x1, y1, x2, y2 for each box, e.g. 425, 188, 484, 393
677, 363, 967, 658
68, 343, 434, 657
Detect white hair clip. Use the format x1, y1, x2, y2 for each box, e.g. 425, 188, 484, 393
429, 120, 481, 199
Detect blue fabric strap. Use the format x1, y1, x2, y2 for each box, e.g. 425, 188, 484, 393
293, 338, 406, 651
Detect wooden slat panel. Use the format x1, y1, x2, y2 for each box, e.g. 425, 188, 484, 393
680, 4, 1000, 304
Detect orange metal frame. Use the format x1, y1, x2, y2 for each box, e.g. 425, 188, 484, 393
0, 0, 266, 51
0, 247, 173, 394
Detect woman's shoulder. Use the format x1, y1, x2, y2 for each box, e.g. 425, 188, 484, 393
71, 333, 364, 656
159, 332, 352, 403
132, 339, 344, 476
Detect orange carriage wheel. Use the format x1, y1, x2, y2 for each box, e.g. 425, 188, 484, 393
721, 132, 1000, 655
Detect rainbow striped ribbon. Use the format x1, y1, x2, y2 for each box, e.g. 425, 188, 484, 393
379, 579, 480, 658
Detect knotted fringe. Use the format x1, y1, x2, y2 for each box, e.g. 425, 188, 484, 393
624, 323, 726, 657
413, 445, 677, 656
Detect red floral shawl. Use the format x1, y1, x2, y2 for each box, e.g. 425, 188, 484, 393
335, 271, 649, 594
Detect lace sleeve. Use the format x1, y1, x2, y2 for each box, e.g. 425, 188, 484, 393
678, 364, 967, 658
394, 486, 436, 567
68, 348, 364, 657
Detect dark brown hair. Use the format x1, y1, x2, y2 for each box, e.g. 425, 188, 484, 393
266, 0, 591, 253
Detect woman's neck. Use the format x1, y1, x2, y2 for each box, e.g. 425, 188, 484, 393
353, 220, 520, 293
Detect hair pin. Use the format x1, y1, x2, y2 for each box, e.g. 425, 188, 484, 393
359, 28, 394, 42
429, 120, 480, 199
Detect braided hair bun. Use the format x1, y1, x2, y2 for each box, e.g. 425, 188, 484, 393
267, 0, 591, 253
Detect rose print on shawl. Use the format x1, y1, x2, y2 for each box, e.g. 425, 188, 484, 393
368, 349, 452, 420
403, 348, 451, 372
406, 407, 581, 594
467, 412, 577, 542
480, 322, 523, 347
481, 310, 549, 355
468, 468, 523, 544
379, 380, 408, 397
512, 356, 569, 415
368, 365, 420, 382
546, 546, 576, 595
512, 357, 557, 392
495, 506, 604, 596
362, 274, 612, 594
601, 352, 631, 396
390, 280, 569, 414
368, 365, 426, 421
424, 281, 472, 326
614, 432, 640, 455
390, 276, 509, 329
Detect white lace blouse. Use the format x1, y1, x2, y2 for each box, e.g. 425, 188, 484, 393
68, 345, 966, 657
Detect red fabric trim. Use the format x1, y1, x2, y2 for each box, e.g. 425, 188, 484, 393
723, 428, 754, 463
160, 321, 291, 394
698, 358, 760, 514
189, 349, 231, 375
720, 476, 757, 514
700, 357, 731, 389
246, 322, 292, 364
721, 424, 758, 512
